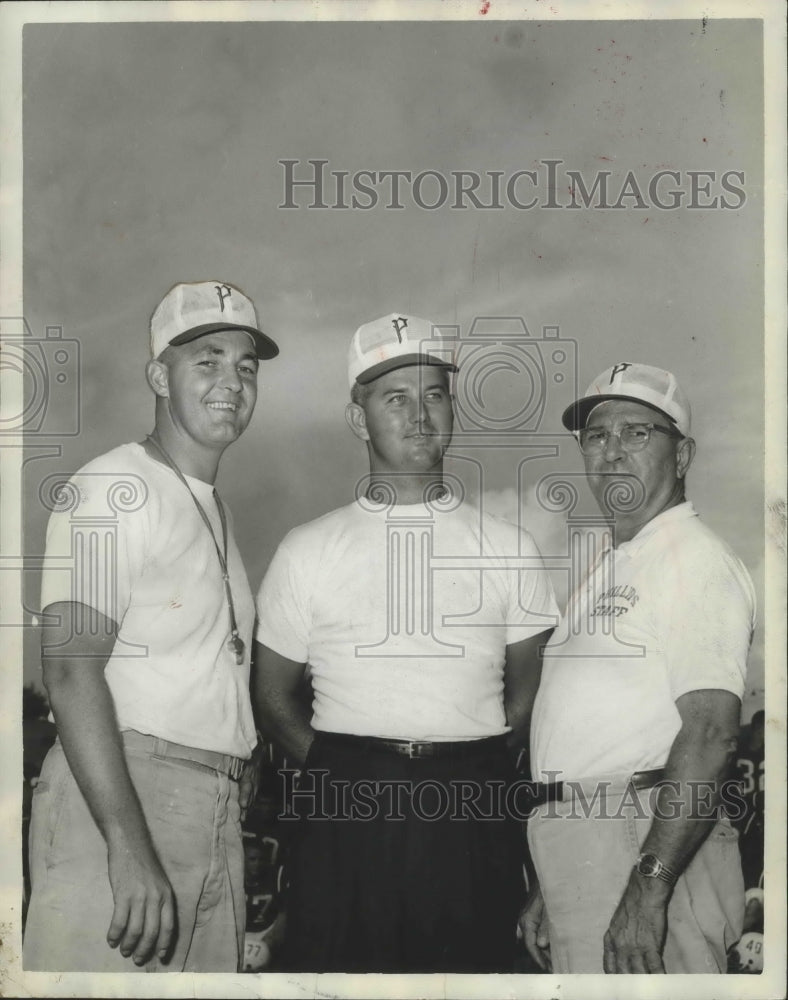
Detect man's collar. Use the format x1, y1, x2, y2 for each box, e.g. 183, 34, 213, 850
618, 500, 697, 555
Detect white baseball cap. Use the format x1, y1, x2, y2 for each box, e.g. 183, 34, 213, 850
150, 281, 279, 360
562, 362, 691, 436
347, 312, 458, 388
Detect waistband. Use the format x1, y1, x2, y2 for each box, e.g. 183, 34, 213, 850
122, 729, 247, 781
530, 768, 666, 807
313, 731, 508, 760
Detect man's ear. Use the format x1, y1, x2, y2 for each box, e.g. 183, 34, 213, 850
345, 402, 369, 442
146, 359, 170, 398
676, 436, 696, 478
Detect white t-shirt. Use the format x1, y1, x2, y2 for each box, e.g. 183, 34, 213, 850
530, 502, 756, 783
255, 498, 558, 740
40, 443, 257, 758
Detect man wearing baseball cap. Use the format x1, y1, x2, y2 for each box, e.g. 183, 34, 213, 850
24, 281, 278, 972
520, 363, 756, 974
253, 313, 558, 972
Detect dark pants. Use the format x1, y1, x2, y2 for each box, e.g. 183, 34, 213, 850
281, 732, 525, 973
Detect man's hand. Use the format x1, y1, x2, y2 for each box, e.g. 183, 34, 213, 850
42, 603, 179, 968
519, 881, 552, 972
602, 689, 741, 974
602, 874, 668, 974
106, 828, 176, 965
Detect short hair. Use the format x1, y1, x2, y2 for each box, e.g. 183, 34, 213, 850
350, 381, 371, 407
154, 344, 179, 366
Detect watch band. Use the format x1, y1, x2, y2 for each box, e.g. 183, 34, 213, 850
635, 852, 679, 886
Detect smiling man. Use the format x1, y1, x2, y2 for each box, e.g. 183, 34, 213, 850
252, 314, 558, 973
521, 363, 756, 974
24, 281, 278, 972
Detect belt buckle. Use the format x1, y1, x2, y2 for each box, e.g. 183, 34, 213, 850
407, 741, 433, 759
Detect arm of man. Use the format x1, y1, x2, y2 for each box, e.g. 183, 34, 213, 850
503, 629, 554, 753
602, 687, 741, 974
251, 640, 313, 766
506, 628, 555, 971
41, 601, 175, 967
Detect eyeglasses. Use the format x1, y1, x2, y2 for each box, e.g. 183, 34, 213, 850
577, 422, 682, 455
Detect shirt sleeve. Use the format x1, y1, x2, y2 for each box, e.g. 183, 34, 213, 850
656, 540, 755, 701
505, 530, 560, 645
40, 469, 145, 626
254, 536, 311, 663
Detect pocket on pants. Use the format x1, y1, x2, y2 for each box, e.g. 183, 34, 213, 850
684, 818, 745, 958
707, 815, 740, 844
30, 747, 71, 870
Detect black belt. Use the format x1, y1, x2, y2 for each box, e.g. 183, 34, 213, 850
530, 768, 666, 806
315, 731, 507, 760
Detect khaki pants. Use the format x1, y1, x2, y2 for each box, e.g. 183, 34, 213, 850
24, 734, 245, 972
528, 782, 744, 973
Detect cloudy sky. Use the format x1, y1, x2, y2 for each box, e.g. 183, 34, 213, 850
15, 10, 769, 712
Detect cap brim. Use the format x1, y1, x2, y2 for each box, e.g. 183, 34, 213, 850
356, 354, 458, 386
562, 394, 678, 431
168, 323, 279, 360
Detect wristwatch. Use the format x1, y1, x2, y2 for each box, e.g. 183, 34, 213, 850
635, 852, 678, 886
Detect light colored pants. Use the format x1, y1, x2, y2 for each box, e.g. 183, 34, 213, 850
528, 782, 744, 973
23, 733, 245, 972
